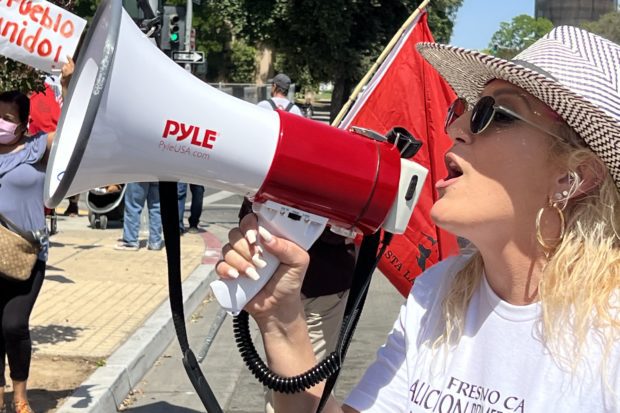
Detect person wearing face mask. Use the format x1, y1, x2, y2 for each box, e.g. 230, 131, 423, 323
216, 26, 620, 412
0, 91, 54, 413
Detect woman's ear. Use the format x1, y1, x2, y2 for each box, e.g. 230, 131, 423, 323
554, 158, 605, 201
573, 158, 606, 196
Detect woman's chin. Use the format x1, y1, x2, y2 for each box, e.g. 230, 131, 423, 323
430, 199, 465, 235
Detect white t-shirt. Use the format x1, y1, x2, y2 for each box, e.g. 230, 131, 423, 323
345, 256, 620, 413
257, 96, 304, 116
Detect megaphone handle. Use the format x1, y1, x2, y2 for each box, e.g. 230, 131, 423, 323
210, 201, 329, 315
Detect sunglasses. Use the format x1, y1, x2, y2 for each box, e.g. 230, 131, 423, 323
445, 96, 563, 140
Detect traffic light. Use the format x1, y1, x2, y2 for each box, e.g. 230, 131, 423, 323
160, 5, 185, 51
168, 12, 180, 47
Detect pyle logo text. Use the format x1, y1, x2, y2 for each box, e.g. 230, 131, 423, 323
163, 119, 217, 149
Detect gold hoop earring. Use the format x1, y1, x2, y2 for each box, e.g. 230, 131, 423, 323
535, 199, 565, 252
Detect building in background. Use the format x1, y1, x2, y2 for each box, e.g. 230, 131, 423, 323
536, 0, 618, 26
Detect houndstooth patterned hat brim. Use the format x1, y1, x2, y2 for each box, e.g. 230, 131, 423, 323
417, 26, 620, 192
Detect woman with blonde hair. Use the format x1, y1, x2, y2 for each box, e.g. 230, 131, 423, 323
216, 26, 620, 412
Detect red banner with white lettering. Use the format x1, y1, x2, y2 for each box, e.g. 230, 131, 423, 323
340, 11, 458, 296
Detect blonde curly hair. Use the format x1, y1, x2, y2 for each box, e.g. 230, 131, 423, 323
435, 128, 620, 371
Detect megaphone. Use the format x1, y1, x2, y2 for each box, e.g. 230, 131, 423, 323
44, 0, 428, 315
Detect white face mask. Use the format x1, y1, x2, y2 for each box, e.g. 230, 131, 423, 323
0, 118, 20, 144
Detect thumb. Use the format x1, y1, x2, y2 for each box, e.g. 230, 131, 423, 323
258, 226, 308, 269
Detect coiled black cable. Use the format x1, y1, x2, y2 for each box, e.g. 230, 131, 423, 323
232, 231, 393, 396
233, 310, 341, 393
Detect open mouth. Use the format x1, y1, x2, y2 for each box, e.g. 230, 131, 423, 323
445, 155, 463, 181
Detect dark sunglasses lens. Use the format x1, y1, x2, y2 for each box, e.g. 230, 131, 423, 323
470, 96, 496, 134
445, 98, 466, 132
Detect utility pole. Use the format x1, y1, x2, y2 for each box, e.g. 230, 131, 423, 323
184, 0, 193, 72
147, 0, 159, 20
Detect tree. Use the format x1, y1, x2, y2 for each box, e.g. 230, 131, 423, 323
174, 0, 240, 81
2, 0, 463, 116
0, 0, 245, 88
0, 58, 45, 93
229, 40, 257, 82
234, 0, 463, 121
581, 11, 620, 44
426, 0, 463, 43
487, 14, 553, 59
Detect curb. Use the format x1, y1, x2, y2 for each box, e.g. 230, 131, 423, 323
55, 263, 216, 413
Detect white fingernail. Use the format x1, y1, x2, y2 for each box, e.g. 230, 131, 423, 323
258, 226, 273, 244
227, 268, 239, 279
256, 245, 264, 254
252, 254, 267, 269
245, 267, 260, 280
246, 229, 257, 244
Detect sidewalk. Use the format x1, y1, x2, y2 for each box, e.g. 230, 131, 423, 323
16, 201, 222, 412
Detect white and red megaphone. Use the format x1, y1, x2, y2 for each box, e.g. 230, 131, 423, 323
44, 0, 428, 315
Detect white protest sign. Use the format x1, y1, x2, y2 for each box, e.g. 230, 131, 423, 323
0, 0, 86, 73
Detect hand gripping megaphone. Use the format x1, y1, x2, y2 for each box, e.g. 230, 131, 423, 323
44, 0, 428, 315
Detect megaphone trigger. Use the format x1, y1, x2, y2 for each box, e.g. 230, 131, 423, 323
210, 200, 328, 315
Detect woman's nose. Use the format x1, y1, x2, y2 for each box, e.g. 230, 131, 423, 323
446, 111, 473, 145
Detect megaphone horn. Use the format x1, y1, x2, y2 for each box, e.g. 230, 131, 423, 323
45, 0, 279, 209
45, 0, 428, 314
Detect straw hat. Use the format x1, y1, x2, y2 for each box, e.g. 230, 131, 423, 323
417, 26, 620, 191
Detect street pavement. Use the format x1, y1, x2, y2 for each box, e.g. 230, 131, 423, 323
20, 189, 405, 412
32, 213, 207, 360
123, 269, 403, 413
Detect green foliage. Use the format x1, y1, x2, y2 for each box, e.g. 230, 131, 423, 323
228, 0, 463, 117
72, 0, 99, 19
237, 1, 410, 82
189, 0, 247, 80
581, 11, 620, 44
488, 14, 554, 59
229, 40, 256, 83
1, 0, 464, 115
0, 58, 46, 93
427, 0, 463, 43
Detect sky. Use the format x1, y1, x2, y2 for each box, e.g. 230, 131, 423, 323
449, 0, 536, 50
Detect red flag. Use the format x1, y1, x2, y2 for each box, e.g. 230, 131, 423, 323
340, 11, 459, 296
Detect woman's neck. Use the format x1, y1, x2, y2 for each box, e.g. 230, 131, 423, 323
0, 135, 27, 154
477, 240, 546, 305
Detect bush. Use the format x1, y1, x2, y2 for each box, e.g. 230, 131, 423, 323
229, 40, 257, 83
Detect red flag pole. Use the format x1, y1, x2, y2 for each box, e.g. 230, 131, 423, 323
332, 0, 431, 127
